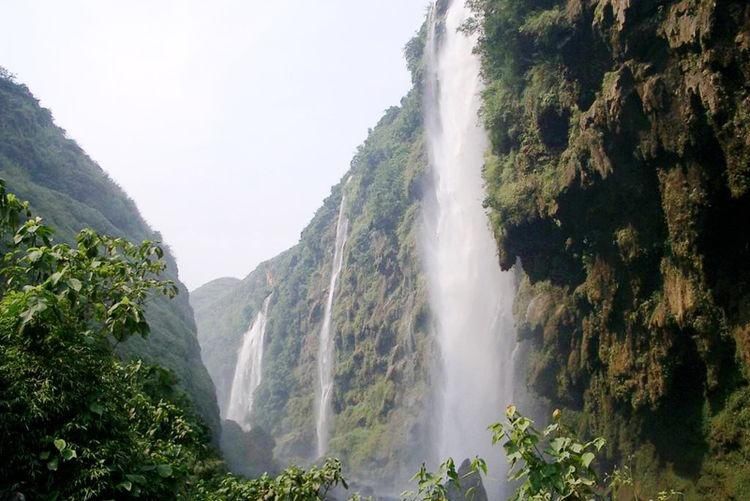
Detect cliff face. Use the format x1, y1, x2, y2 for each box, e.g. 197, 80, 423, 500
469, 0, 750, 496
0, 72, 220, 434
193, 76, 433, 488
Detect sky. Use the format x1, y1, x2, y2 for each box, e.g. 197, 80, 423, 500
0, 0, 429, 289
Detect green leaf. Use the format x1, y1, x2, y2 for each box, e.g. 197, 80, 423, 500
593, 437, 606, 451
581, 452, 595, 469
89, 401, 104, 416
62, 447, 77, 460
118, 481, 133, 492
156, 464, 173, 478
543, 423, 559, 436
27, 249, 43, 262
68, 277, 82, 292
53, 438, 66, 451
50, 271, 63, 285
47, 458, 59, 471
550, 437, 566, 453
125, 474, 147, 485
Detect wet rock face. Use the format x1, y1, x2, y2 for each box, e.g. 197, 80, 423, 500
220, 419, 278, 479
448, 459, 488, 501
473, 0, 750, 495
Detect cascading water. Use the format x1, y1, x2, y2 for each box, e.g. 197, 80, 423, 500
226, 294, 272, 431
316, 188, 350, 458
422, 0, 517, 497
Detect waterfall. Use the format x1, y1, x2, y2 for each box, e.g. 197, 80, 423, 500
422, 0, 517, 497
316, 188, 350, 458
226, 294, 272, 431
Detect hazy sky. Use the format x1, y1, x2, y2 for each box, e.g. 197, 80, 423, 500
0, 0, 428, 289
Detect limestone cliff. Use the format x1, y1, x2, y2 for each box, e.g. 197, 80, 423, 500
469, 0, 750, 496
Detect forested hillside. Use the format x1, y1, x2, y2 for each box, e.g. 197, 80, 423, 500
192, 0, 750, 497
0, 176, 354, 498
467, 0, 750, 497
0, 70, 219, 433
193, 29, 435, 491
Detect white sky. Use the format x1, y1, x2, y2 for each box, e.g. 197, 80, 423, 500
0, 0, 428, 289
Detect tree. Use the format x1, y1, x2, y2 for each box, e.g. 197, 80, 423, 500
0, 179, 349, 500
406, 406, 680, 501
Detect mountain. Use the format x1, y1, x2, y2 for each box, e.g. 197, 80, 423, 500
193, 87, 432, 491
470, 0, 750, 497
191, 22, 438, 491
0, 70, 220, 435
196, 0, 750, 497
191, 277, 242, 316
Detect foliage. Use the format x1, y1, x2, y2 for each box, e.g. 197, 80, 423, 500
404, 408, 681, 501
402, 458, 487, 501
0, 180, 351, 499
198, 458, 348, 501
0, 66, 14, 82
0, 70, 219, 432
193, 79, 431, 486
0, 179, 208, 498
492, 406, 604, 500
466, 0, 750, 496
404, 23, 428, 84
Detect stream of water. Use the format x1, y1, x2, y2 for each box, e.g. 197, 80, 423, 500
422, 1, 518, 497
316, 189, 350, 458
226, 294, 273, 431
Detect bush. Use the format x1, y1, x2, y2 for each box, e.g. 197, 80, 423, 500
0, 180, 349, 499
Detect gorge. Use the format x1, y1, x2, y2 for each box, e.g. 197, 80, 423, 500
199, 3, 525, 495
194, 0, 750, 498
1, 0, 749, 498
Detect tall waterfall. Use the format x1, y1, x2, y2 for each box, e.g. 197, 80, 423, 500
226, 294, 272, 431
316, 189, 350, 458
422, 0, 517, 496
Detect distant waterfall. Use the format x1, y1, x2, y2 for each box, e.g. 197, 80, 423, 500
316, 189, 350, 458
422, 0, 517, 497
226, 294, 272, 431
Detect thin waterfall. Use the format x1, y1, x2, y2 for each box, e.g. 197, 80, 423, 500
422, 0, 517, 497
226, 294, 272, 431
316, 188, 350, 458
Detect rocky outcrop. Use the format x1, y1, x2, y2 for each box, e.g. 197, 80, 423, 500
470, 0, 750, 496
220, 420, 278, 478
448, 459, 488, 501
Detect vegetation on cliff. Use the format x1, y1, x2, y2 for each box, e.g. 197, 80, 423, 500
193, 27, 434, 488
467, 0, 750, 496
0, 70, 219, 432
0, 180, 351, 500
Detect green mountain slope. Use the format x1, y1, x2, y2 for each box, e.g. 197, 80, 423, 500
191, 277, 242, 317
193, 36, 434, 489
195, 1, 750, 496
0, 70, 220, 435
469, 0, 750, 497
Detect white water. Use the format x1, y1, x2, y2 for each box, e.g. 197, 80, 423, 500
226, 294, 272, 431
316, 190, 350, 458
422, 1, 517, 497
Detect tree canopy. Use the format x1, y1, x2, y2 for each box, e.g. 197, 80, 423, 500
0, 180, 347, 500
